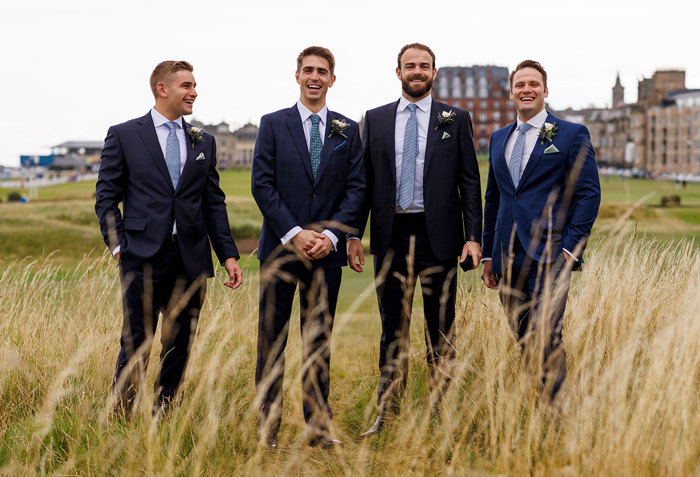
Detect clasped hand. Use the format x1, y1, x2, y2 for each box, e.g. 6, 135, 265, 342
291, 229, 332, 260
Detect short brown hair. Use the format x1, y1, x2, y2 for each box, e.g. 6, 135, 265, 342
509, 60, 547, 90
150, 60, 194, 98
397, 43, 436, 70
296, 46, 335, 75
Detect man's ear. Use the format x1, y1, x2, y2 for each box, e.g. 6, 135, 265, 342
157, 81, 168, 98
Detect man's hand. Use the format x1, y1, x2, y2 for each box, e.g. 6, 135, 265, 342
481, 260, 498, 290
291, 230, 318, 259
223, 257, 242, 290
460, 241, 482, 270
347, 238, 365, 273
307, 232, 333, 260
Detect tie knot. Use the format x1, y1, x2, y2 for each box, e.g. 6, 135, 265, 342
407, 103, 417, 113
311, 114, 320, 125
519, 122, 533, 134
165, 121, 179, 131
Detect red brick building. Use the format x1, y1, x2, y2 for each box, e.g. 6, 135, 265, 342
433, 65, 516, 153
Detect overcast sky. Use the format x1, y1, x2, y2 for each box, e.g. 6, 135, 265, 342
2, 0, 698, 166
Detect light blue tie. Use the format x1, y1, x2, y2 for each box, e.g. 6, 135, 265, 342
399, 103, 418, 210
509, 122, 532, 188
310, 114, 322, 180
164, 121, 180, 189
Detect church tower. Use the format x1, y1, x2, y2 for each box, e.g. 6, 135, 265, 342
612, 73, 624, 108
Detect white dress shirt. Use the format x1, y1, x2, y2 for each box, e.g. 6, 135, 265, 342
482, 108, 576, 262
394, 95, 431, 213
112, 108, 186, 256
279, 101, 338, 249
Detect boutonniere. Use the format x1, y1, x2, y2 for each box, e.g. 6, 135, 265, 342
538, 122, 558, 145
328, 118, 349, 138
434, 110, 456, 131
187, 127, 204, 149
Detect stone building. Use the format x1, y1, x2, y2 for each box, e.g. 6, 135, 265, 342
562, 69, 698, 174
433, 65, 516, 153
190, 120, 258, 168
647, 90, 700, 174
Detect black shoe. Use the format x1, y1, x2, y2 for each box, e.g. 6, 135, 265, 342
260, 432, 278, 450
307, 434, 342, 449
360, 417, 384, 438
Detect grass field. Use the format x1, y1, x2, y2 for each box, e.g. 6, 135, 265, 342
1, 168, 699, 475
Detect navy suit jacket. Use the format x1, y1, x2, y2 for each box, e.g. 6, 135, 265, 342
482, 113, 601, 275
251, 104, 365, 267
95, 112, 239, 279
358, 99, 482, 260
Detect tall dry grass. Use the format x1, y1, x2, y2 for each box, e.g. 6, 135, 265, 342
1, 229, 698, 476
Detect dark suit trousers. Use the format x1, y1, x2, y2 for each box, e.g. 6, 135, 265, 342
115, 237, 206, 409
373, 213, 457, 415
499, 237, 570, 400
255, 256, 341, 436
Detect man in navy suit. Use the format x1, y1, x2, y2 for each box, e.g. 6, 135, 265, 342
95, 61, 242, 415
481, 60, 600, 400
251, 46, 364, 448
347, 43, 482, 437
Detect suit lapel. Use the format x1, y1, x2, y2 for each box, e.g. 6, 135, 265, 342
176, 120, 199, 192
518, 113, 552, 188
314, 112, 340, 186
496, 122, 518, 190
136, 112, 174, 192
286, 105, 314, 182
423, 99, 440, 174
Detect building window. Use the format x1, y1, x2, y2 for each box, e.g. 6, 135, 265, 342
507, 111, 515, 120
467, 101, 474, 109
480, 100, 487, 109
479, 138, 488, 150
493, 111, 501, 121
479, 124, 486, 132
493, 101, 500, 109
478, 112, 487, 121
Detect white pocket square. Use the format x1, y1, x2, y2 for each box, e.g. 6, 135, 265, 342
196, 152, 206, 160
441, 131, 451, 140
544, 144, 559, 154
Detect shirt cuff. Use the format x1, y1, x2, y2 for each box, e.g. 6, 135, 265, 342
347, 236, 360, 241
563, 248, 579, 262
281, 226, 303, 245
112, 245, 121, 257
480, 257, 492, 263
322, 230, 338, 251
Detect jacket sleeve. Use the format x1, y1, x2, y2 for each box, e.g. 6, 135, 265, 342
251, 114, 301, 239
94, 126, 127, 253
202, 138, 240, 262
561, 125, 601, 255
482, 133, 500, 258
326, 122, 365, 238
457, 111, 482, 243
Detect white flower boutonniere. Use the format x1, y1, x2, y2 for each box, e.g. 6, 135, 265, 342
328, 119, 350, 139
434, 110, 456, 131
187, 127, 204, 149
538, 122, 558, 145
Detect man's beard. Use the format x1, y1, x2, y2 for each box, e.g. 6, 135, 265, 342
402, 75, 433, 99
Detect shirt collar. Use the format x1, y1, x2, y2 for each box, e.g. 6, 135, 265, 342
151, 108, 184, 128
398, 94, 432, 113
297, 100, 328, 125
516, 108, 548, 131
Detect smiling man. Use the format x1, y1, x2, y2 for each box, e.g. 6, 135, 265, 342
251, 46, 364, 449
347, 43, 482, 437
481, 60, 600, 402
95, 60, 242, 417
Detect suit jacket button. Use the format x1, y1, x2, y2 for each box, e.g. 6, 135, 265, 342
513, 195, 519, 201
312, 193, 319, 198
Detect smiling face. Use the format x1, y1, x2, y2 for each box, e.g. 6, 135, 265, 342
510, 67, 548, 122
296, 54, 335, 112
396, 47, 436, 101
156, 69, 197, 120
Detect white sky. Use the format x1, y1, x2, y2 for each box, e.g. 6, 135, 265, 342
2, 0, 698, 166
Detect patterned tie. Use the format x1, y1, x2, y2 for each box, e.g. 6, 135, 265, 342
509, 122, 532, 188
310, 114, 322, 179
164, 121, 181, 189
399, 103, 418, 210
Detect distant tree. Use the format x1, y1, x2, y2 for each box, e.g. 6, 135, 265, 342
7, 192, 21, 202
